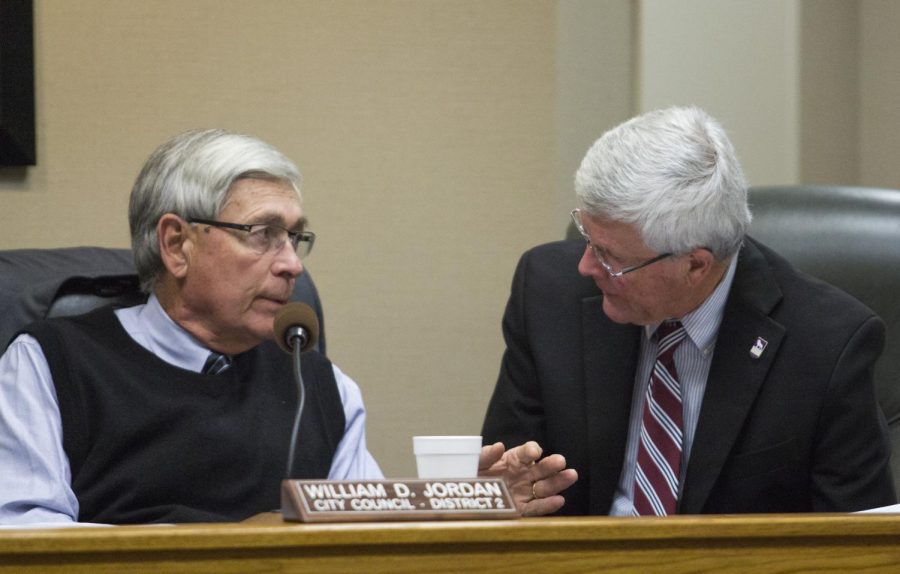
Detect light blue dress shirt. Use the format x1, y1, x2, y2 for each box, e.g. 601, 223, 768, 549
0, 295, 382, 525
609, 256, 738, 516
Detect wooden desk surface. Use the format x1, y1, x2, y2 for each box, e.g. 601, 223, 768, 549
3, 512, 900, 573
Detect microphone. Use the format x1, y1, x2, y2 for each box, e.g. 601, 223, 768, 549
273, 302, 320, 478
274, 302, 319, 354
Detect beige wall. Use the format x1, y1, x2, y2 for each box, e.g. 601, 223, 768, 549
799, 0, 860, 184
638, 0, 900, 189
638, 0, 802, 185
1, 0, 898, 477
861, 0, 900, 188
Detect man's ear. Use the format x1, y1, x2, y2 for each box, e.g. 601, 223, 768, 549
157, 214, 193, 279
685, 247, 716, 285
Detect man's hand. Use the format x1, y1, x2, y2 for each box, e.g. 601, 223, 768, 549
478, 441, 578, 516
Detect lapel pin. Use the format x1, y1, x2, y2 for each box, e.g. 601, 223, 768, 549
749, 337, 768, 359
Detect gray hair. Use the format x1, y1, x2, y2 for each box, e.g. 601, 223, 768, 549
574, 106, 751, 260
129, 129, 302, 292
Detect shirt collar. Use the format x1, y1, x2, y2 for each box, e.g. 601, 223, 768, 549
115, 293, 213, 372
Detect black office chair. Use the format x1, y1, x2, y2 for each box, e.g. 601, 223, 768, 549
0, 246, 327, 354
748, 185, 900, 495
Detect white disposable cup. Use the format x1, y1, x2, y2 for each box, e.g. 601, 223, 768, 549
412, 436, 482, 479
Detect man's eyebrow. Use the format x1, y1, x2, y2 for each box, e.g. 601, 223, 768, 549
589, 240, 627, 263
251, 215, 308, 231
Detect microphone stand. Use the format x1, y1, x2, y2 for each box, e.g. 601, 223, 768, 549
285, 327, 307, 478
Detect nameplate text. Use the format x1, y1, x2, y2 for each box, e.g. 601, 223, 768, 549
281, 478, 519, 522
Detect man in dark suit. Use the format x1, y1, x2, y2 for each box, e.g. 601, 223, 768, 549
482, 106, 896, 515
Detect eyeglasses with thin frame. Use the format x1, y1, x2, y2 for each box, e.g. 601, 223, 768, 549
570, 209, 671, 278
188, 218, 316, 258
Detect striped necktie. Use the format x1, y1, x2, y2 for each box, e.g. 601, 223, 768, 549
633, 320, 687, 516
202, 351, 232, 375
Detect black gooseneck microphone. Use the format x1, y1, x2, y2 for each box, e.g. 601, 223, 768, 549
273, 303, 320, 478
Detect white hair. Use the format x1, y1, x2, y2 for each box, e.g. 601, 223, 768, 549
129, 129, 302, 292
574, 106, 751, 259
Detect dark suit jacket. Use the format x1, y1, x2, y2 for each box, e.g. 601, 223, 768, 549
482, 238, 896, 514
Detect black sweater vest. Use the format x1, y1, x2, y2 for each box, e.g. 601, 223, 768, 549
24, 307, 345, 524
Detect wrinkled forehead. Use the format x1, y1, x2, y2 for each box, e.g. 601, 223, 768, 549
578, 210, 653, 254
578, 210, 639, 240
220, 177, 305, 225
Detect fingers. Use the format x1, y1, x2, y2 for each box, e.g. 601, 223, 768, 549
514, 441, 543, 466
522, 494, 567, 517
480, 441, 541, 477
530, 467, 578, 499
476, 441, 579, 516
523, 466, 578, 517
529, 453, 568, 482
478, 442, 505, 473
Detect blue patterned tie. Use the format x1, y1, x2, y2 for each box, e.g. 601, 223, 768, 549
202, 352, 232, 375
633, 320, 686, 516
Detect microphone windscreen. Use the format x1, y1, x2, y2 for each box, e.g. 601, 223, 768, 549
273, 302, 320, 354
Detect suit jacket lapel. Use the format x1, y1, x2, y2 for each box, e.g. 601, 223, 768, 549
581, 294, 642, 515
679, 240, 786, 513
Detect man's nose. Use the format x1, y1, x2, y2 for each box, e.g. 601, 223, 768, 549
578, 244, 600, 277
273, 242, 304, 278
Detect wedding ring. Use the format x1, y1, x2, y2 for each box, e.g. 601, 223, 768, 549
531, 481, 539, 500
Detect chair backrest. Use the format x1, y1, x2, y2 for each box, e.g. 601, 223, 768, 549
0, 246, 327, 354
748, 185, 900, 494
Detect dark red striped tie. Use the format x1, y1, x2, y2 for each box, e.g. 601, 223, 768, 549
633, 320, 686, 516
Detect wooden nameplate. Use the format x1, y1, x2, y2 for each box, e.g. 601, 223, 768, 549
281, 478, 519, 522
